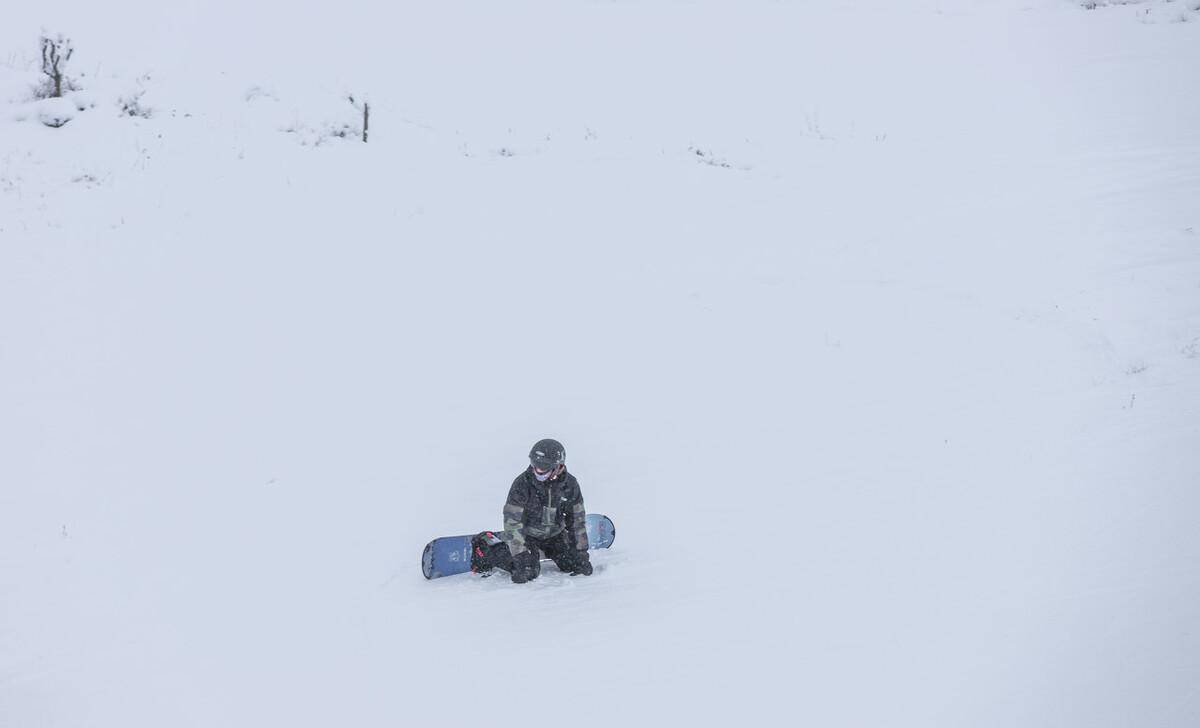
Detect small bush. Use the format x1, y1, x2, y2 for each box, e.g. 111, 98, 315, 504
35, 34, 78, 99
37, 97, 76, 127
119, 90, 152, 119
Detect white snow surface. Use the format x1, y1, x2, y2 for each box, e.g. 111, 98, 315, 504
2, 1, 1199, 725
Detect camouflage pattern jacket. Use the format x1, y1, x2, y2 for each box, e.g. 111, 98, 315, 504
502, 468, 588, 557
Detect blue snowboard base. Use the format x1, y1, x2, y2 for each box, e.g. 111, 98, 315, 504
422, 513, 615, 580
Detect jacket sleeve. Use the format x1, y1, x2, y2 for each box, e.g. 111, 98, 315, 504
565, 478, 589, 552
502, 479, 530, 556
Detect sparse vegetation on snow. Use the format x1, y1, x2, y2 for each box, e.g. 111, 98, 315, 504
1, 2, 1198, 727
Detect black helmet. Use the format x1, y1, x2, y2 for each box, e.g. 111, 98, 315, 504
529, 438, 565, 470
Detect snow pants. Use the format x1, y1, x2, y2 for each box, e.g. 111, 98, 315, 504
471, 529, 589, 576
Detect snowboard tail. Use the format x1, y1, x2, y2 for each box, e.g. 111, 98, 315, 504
422, 513, 615, 580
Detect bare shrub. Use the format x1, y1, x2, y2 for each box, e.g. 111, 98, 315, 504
36, 34, 78, 99
119, 90, 152, 118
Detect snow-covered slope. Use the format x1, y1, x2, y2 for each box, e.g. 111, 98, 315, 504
2, 1, 1198, 725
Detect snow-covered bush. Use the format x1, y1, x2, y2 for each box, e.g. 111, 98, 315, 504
118, 89, 152, 118
277, 92, 370, 146
282, 119, 360, 146
688, 145, 751, 171
1081, 0, 1200, 21
36, 97, 75, 127
34, 34, 79, 100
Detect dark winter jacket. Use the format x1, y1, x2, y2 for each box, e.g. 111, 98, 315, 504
502, 468, 588, 557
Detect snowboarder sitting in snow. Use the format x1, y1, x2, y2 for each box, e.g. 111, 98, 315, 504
471, 438, 593, 583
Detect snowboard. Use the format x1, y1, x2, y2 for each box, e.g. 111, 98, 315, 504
422, 513, 616, 580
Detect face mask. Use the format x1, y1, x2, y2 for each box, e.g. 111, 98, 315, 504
532, 465, 560, 482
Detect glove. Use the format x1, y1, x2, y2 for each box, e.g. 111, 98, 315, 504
568, 551, 593, 576
510, 551, 540, 584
